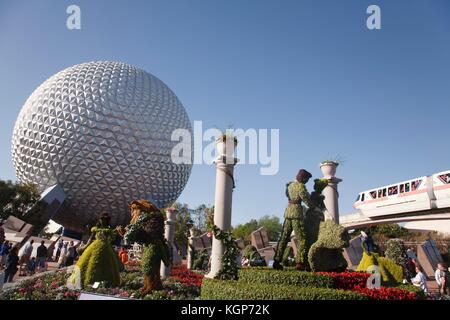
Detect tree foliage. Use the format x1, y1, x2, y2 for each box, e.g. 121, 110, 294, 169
232, 219, 258, 241
0, 179, 47, 232
232, 215, 282, 242
354, 223, 413, 241
169, 203, 214, 255
172, 202, 193, 251
258, 215, 283, 241
190, 204, 214, 235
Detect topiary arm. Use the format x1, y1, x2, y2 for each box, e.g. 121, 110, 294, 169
124, 214, 148, 243
361, 239, 371, 255
298, 183, 314, 208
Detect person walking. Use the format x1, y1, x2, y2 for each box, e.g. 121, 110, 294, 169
36, 240, 48, 273
54, 239, 63, 262
65, 241, 76, 266
435, 263, 447, 296
0, 240, 11, 269
58, 242, 68, 268
18, 239, 34, 276
0, 222, 5, 244
3, 246, 19, 283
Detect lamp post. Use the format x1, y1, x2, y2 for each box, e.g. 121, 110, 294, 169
206, 134, 238, 278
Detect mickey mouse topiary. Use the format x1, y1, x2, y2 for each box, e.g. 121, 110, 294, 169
308, 220, 349, 272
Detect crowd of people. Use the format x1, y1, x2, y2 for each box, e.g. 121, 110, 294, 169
0, 236, 81, 284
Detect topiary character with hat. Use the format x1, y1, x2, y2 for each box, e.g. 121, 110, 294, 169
273, 169, 315, 271
117, 199, 171, 294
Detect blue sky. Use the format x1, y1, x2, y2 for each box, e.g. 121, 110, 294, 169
1, 0, 450, 226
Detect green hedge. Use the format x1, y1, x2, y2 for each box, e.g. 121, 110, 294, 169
201, 279, 367, 300
238, 267, 333, 288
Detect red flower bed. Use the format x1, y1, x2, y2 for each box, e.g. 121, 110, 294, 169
355, 287, 417, 300
319, 271, 370, 290
318, 271, 417, 300
169, 265, 204, 287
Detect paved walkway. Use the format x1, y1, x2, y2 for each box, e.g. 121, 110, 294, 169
12, 261, 60, 281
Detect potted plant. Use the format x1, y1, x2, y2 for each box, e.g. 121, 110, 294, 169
215, 131, 238, 157
320, 160, 339, 177
165, 207, 177, 221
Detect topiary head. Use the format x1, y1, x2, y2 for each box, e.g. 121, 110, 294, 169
313, 179, 328, 194
129, 199, 162, 224
317, 220, 349, 249
296, 169, 312, 184
97, 212, 111, 228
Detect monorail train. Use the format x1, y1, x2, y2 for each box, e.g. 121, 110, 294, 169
353, 169, 450, 217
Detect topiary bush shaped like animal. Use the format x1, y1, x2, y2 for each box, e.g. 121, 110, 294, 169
308, 220, 349, 272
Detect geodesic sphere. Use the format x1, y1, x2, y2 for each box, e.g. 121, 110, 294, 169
11, 61, 192, 232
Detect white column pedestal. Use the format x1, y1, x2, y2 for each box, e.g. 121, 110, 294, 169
206, 155, 237, 279
187, 229, 195, 270
160, 209, 177, 279
322, 177, 342, 224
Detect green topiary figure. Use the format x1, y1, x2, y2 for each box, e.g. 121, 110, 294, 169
385, 238, 408, 265
118, 199, 171, 294
357, 251, 404, 284
69, 213, 121, 288
242, 245, 266, 267
308, 220, 349, 272
273, 169, 315, 271
304, 178, 328, 258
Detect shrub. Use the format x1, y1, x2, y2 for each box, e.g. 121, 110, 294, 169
357, 252, 403, 284
385, 238, 408, 266
238, 267, 333, 288
308, 220, 349, 272
242, 245, 266, 267
201, 278, 367, 300
242, 245, 256, 259
192, 249, 209, 271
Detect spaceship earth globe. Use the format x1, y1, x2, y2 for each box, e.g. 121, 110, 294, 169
11, 61, 193, 232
